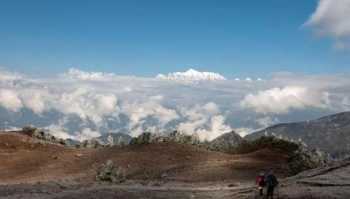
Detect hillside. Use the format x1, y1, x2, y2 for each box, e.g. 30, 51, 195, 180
209, 131, 243, 152
274, 158, 350, 198
0, 130, 345, 198
246, 111, 350, 158
0, 131, 291, 185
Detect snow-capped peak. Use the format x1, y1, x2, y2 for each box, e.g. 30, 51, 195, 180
156, 68, 226, 81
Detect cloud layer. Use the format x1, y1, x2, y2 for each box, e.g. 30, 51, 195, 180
240, 86, 329, 114
0, 68, 349, 140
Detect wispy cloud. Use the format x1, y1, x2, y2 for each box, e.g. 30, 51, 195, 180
305, 0, 350, 49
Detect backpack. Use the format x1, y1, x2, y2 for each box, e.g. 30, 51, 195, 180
257, 176, 265, 186
266, 175, 278, 187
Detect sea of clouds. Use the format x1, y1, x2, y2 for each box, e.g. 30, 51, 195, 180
0, 68, 349, 141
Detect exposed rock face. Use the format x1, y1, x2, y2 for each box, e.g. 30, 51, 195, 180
246, 111, 350, 158
209, 131, 243, 152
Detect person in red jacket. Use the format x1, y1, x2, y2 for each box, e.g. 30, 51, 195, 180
256, 171, 266, 196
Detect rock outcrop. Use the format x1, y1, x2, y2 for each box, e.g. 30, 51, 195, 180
209, 131, 243, 152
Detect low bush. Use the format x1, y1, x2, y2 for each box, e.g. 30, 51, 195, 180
228, 136, 326, 176
96, 160, 126, 183
229, 136, 299, 155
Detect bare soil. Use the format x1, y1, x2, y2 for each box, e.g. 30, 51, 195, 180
3, 131, 348, 198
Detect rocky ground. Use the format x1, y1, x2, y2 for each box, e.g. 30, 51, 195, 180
0, 182, 253, 199
0, 131, 350, 198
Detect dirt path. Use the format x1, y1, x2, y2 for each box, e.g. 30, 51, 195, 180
0, 182, 256, 199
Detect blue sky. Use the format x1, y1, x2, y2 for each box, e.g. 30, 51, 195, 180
0, 0, 348, 77
0, 0, 350, 139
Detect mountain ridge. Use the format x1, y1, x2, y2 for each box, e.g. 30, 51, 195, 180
246, 111, 350, 158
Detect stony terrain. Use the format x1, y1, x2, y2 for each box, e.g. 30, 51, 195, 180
0, 131, 288, 198
274, 158, 350, 199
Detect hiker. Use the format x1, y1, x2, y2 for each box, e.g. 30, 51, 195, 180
265, 170, 278, 199
256, 171, 265, 196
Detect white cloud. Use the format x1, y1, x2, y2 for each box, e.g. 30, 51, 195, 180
122, 98, 179, 137
234, 128, 254, 137
177, 102, 232, 141
245, 77, 252, 82
0, 89, 23, 112
46, 124, 74, 140
342, 97, 350, 111
64, 68, 117, 81
256, 116, 279, 128
20, 89, 50, 114
156, 68, 226, 81
57, 88, 118, 124
240, 86, 330, 114
0, 68, 349, 140
75, 128, 101, 141
0, 70, 23, 82
305, 0, 350, 49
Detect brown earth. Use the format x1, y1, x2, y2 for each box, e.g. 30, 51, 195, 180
0, 131, 290, 185
2, 131, 349, 198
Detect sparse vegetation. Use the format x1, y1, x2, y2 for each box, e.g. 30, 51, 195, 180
21, 126, 38, 136
18, 126, 326, 177
80, 139, 103, 148
130, 132, 152, 145
287, 147, 327, 176
168, 130, 201, 145
96, 160, 126, 183
21, 126, 66, 145
226, 136, 326, 175
228, 136, 299, 155
129, 131, 202, 146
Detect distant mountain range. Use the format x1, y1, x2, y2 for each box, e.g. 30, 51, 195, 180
156, 68, 226, 81
246, 112, 350, 158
